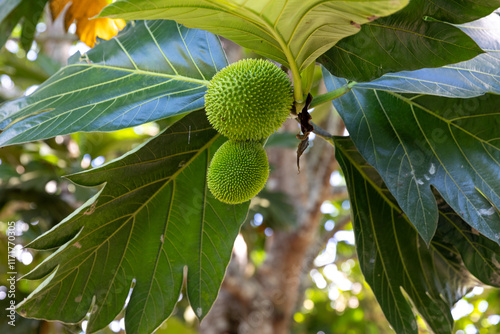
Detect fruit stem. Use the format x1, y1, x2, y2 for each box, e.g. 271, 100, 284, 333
309, 81, 357, 108
260, 136, 269, 148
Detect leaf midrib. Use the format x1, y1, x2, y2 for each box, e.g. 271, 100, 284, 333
72, 63, 210, 85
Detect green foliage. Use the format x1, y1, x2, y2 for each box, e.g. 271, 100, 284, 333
324, 72, 500, 245
335, 137, 500, 334
0, 1, 499, 334
17, 110, 249, 333
0, 20, 226, 146
318, 0, 496, 82
207, 140, 269, 204
346, 12, 500, 97
205, 59, 293, 141
100, 0, 409, 101
0, 0, 47, 52
0, 48, 59, 91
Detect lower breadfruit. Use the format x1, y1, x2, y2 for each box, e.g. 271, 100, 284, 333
207, 140, 269, 204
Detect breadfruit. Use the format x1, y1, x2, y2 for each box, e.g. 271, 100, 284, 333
205, 58, 294, 141
207, 140, 269, 204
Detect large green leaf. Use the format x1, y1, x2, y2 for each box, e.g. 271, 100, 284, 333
100, 0, 409, 84
0, 20, 227, 147
324, 71, 500, 245
318, 0, 493, 82
17, 110, 249, 334
354, 11, 500, 97
335, 136, 500, 334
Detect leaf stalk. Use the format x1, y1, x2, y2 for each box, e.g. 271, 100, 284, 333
310, 81, 357, 109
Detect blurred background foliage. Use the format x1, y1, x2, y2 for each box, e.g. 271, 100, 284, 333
0, 4, 499, 334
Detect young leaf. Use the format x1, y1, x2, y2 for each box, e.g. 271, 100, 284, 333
0, 20, 227, 147
17, 110, 249, 334
100, 0, 409, 95
352, 11, 500, 97
318, 0, 492, 82
324, 71, 500, 245
335, 136, 500, 334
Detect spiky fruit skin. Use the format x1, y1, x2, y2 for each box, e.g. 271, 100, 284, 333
207, 141, 269, 204
205, 59, 294, 141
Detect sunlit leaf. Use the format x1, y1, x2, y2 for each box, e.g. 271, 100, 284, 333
18, 110, 249, 334
335, 136, 500, 334
324, 70, 500, 245
0, 20, 227, 147
50, 0, 126, 47
100, 0, 409, 76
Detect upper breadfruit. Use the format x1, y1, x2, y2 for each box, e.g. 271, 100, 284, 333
205, 58, 294, 141
207, 140, 269, 204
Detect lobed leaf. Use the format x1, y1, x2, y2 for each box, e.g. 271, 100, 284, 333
335, 136, 500, 334
0, 20, 227, 147
324, 70, 500, 245
17, 110, 249, 334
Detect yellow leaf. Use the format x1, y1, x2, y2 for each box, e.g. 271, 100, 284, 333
50, 0, 125, 47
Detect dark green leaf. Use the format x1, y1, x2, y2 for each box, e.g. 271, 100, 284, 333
324, 71, 500, 245
19, 0, 45, 51
434, 205, 500, 287
354, 11, 500, 97
415, 0, 500, 23
0, 163, 17, 180
0, 20, 227, 147
0, 0, 24, 50
17, 110, 249, 334
0, 0, 22, 23
0, 0, 49, 52
318, 0, 492, 82
335, 136, 500, 334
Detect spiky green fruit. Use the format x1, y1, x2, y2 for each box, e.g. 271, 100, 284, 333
205, 58, 294, 141
207, 140, 269, 204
